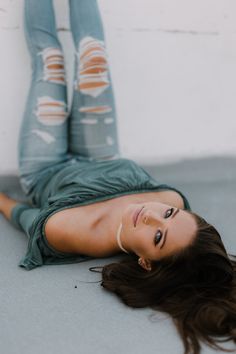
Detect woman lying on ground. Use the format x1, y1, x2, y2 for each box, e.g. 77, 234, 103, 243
0, 1, 235, 353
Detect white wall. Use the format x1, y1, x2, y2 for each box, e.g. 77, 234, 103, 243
0, 0, 236, 174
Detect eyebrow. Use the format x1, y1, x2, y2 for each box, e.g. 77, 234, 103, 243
160, 208, 180, 249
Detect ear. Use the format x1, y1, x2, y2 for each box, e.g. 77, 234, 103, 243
138, 258, 152, 272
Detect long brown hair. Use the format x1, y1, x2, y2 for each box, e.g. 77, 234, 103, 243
90, 212, 236, 354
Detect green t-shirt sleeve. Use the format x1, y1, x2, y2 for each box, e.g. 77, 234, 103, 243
10, 203, 41, 238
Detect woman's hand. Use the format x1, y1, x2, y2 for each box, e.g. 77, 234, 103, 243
0, 192, 9, 210
0, 192, 19, 221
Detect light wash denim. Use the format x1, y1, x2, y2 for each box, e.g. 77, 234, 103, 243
19, 0, 120, 197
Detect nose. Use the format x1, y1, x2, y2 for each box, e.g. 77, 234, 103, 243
143, 210, 163, 226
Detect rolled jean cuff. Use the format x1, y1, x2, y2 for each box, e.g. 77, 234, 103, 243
10, 204, 31, 231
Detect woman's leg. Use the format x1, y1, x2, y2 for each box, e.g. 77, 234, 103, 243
69, 0, 120, 160
19, 0, 70, 195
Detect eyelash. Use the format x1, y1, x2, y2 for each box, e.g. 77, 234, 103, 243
154, 208, 174, 246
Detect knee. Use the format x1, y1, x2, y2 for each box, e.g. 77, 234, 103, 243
75, 36, 110, 97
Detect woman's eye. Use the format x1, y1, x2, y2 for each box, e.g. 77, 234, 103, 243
154, 230, 162, 246
165, 208, 174, 218
154, 208, 174, 246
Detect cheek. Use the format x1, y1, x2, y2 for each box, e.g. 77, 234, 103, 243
138, 231, 160, 259
123, 204, 135, 226
134, 231, 151, 254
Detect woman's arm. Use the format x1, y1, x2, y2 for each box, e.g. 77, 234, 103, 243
0, 192, 41, 236
0, 192, 19, 221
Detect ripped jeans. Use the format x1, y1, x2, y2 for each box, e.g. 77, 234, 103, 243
19, 0, 120, 196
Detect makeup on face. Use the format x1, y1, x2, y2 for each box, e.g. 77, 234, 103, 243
133, 206, 145, 227
122, 201, 197, 261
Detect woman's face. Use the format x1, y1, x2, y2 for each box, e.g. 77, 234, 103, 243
120, 201, 197, 267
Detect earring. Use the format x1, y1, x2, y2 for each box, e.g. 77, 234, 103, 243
138, 258, 142, 266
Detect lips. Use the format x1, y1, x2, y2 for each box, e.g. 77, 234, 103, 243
133, 206, 144, 227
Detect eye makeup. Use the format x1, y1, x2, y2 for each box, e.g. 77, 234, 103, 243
154, 208, 180, 249
153, 208, 173, 246
160, 208, 180, 249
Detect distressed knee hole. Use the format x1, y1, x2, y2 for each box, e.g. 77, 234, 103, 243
79, 105, 112, 114
35, 96, 68, 126
106, 136, 114, 146
39, 47, 66, 85
80, 118, 98, 125
104, 118, 114, 124
75, 36, 110, 97
31, 129, 55, 144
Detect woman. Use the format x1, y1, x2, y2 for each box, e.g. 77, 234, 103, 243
0, 1, 235, 353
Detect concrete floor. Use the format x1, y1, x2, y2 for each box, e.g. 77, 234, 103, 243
0, 156, 235, 354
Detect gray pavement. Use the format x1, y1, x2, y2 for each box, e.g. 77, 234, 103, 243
0, 156, 235, 354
